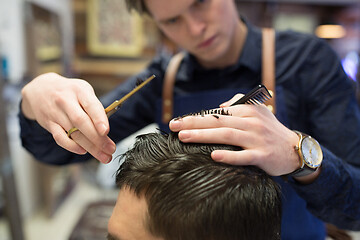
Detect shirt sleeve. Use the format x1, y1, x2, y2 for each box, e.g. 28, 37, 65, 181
289, 148, 360, 230
287, 36, 360, 230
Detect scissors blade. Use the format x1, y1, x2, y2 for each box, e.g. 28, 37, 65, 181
105, 74, 156, 118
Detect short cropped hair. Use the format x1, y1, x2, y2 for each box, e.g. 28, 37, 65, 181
116, 132, 281, 240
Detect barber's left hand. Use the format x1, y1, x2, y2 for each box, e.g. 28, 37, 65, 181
169, 103, 300, 176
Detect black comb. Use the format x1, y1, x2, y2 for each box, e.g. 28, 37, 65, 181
173, 85, 272, 120
230, 84, 272, 106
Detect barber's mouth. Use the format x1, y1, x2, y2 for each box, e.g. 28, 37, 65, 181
197, 36, 217, 48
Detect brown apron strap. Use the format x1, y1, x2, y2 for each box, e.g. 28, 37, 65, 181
262, 28, 276, 114
162, 51, 185, 123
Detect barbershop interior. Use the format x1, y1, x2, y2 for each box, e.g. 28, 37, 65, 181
0, 0, 360, 239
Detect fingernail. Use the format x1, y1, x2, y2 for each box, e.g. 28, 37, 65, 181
105, 156, 112, 164
211, 151, 224, 161
97, 123, 108, 135
169, 119, 182, 131
78, 148, 87, 155
179, 130, 190, 141
103, 142, 116, 154
99, 152, 112, 164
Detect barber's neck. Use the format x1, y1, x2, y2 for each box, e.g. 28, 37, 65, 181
197, 20, 248, 69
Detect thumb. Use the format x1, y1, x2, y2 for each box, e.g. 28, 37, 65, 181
219, 93, 245, 107
211, 149, 253, 166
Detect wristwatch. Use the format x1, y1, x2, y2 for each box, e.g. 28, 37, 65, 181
289, 131, 323, 177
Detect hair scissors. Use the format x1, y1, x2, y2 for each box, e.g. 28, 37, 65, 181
67, 74, 156, 137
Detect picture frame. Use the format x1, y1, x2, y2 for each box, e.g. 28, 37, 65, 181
87, 0, 144, 57
27, 3, 62, 62
273, 12, 316, 34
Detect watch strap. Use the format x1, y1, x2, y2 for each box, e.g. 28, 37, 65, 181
289, 166, 316, 177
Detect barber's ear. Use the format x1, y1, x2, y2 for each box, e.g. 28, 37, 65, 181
219, 93, 245, 107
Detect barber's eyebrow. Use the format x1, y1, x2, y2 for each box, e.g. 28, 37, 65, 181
107, 233, 121, 240
158, 14, 179, 24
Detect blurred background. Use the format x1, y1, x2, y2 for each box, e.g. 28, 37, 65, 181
0, 0, 359, 239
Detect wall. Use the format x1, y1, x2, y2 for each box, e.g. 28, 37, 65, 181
26, 0, 74, 75
0, 0, 74, 220
0, 0, 26, 83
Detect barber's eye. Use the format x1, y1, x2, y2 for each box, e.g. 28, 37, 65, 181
194, 0, 209, 7
166, 17, 179, 24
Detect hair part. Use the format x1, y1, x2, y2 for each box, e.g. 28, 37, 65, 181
116, 132, 281, 240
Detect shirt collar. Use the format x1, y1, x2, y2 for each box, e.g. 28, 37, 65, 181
237, 18, 262, 73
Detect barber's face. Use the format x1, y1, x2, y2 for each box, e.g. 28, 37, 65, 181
107, 187, 162, 240
145, 0, 241, 67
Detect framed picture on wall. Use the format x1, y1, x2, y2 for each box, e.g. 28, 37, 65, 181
87, 0, 144, 57
273, 13, 316, 34
27, 3, 62, 62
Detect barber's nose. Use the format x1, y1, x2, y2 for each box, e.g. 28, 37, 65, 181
185, 14, 206, 36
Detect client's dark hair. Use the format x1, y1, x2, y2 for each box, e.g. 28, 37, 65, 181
116, 132, 281, 240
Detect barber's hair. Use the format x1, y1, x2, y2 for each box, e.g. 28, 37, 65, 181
116, 132, 281, 240
124, 0, 149, 15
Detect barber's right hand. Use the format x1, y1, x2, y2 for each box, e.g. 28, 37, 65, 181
21, 72, 116, 163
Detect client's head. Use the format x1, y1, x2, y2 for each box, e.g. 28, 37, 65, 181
108, 132, 281, 240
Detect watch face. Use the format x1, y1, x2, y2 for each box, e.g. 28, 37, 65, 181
301, 136, 323, 168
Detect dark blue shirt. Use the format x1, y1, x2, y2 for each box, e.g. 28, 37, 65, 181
20, 21, 360, 233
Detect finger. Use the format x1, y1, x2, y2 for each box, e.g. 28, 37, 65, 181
63, 101, 106, 146
70, 127, 116, 156
49, 82, 102, 142
47, 111, 87, 155
77, 88, 109, 136
211, 149, 255, 166
50, 107, 116, 161
49, 123, 87, 155
170, 114, 228, 132
70, 131, 115, 163
219, 93, 244, 107
170, 111, 249, 132
178, 127, 251, 146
